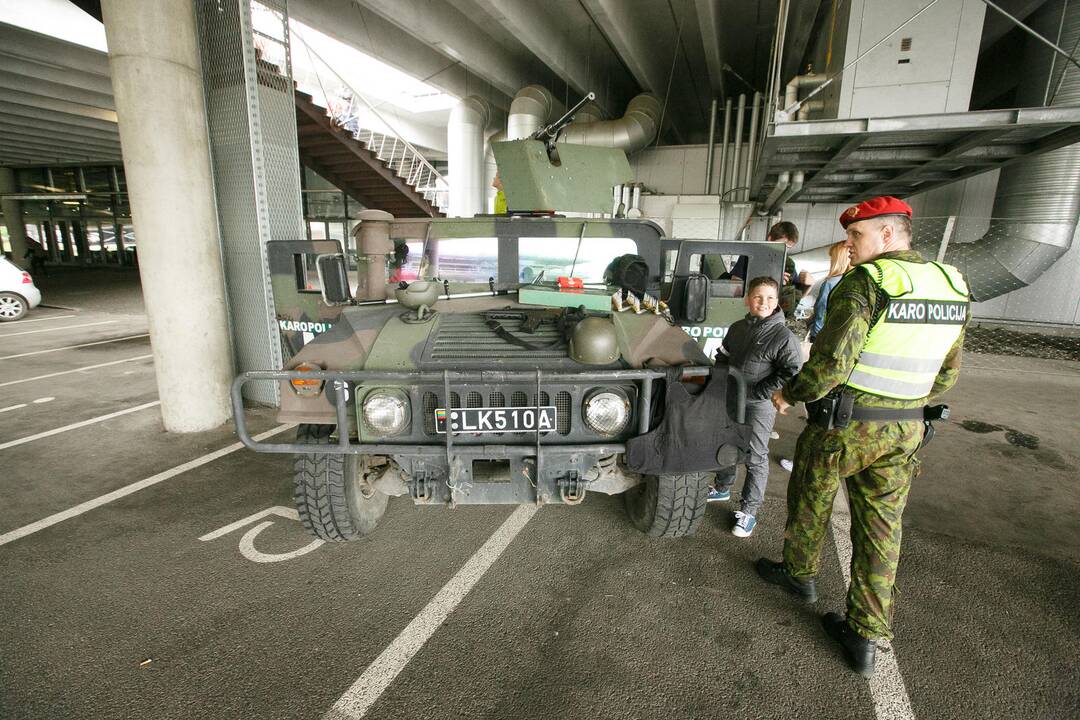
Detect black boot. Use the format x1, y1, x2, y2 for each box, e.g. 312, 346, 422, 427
822, 612, 876, 677
754, 558, 817, 602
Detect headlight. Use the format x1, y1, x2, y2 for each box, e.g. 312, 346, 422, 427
362, 389, 410, 436
583, 389, 631, 436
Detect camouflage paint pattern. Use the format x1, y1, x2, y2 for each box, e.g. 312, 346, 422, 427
491, 140, 633, 213
782, 419, 921, 641
778, 248, 968, 641
272, 218, 786, 426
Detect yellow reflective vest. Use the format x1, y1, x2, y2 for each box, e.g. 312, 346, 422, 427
847, 258, 970, 400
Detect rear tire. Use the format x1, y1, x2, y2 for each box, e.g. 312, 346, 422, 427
293, 424, 388, 541
0, 292, 28, 322
624, 472, 711, 537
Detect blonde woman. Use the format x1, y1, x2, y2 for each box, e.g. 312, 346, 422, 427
809, 242, 852, 341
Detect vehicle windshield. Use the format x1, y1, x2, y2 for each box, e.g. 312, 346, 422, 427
387, 236, 639, 287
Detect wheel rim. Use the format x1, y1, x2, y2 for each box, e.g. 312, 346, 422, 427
0, 296, 24, 318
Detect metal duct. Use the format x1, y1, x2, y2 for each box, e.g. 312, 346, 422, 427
507, 84, 556, 140
938, 3, 1080, 301
557, 93, 662, 155
448, 95, 491, 217
574, 100, 604, 124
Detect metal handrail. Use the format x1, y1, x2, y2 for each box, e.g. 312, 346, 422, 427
288, 27, 450, 213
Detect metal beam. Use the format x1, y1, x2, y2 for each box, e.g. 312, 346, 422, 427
0, 114, 119, 144
0, 21, 111, 76
694, 0, 725, 98
0, 88, 118, 123
461, 0, 638, 117
0, 100, 119, 134
290, 0, 514, 111
0, 125, 121, 154
0, 54, 115, 97
789, 134, 867, 200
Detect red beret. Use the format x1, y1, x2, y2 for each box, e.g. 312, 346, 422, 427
839, 196, 913, 229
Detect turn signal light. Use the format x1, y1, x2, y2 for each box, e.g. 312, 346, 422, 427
21, 272, 31, 284
290, 362, 324, 396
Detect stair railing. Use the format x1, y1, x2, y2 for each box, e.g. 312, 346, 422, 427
287, 28, 449, 215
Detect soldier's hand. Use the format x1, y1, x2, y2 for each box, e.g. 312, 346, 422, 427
772, 389, 792, 415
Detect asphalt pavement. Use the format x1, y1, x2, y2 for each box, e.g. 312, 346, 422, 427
1, 293, 1077, 720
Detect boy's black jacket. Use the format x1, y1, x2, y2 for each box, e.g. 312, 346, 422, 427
718, 309, 803, 401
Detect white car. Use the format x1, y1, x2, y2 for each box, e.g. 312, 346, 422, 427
0, 256, 42, 322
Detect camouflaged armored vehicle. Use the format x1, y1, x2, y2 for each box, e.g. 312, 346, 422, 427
233, 213, 787, 541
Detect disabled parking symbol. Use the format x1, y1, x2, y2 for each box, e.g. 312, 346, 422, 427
199, 506, 324, 563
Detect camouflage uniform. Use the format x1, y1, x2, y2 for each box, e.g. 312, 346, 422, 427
779, 249, 966, 641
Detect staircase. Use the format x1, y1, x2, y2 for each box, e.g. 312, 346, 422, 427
293, 89, 443, 218
256, 29, 449, 219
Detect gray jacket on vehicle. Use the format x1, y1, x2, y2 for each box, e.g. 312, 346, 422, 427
717, 309, 803, 402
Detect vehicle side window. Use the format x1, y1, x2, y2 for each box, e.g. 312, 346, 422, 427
294, 253, 322, 293
518, 237, 637, 283
435, 237, 498, 282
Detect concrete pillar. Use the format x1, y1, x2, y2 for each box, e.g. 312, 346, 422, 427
0, 168, 29, 268
447, 96, 490, 217
101, 0, 233, 432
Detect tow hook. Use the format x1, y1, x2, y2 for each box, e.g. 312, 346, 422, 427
559, 472, 587, 505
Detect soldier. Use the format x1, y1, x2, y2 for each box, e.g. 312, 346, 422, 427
756, 196, 970, 677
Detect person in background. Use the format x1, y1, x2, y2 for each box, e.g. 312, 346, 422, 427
729, 221, 802, 287
707, 276, 803, 538
809, 241, 852, 341
23, 237, 47, 277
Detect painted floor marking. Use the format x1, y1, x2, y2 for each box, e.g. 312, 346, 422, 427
3, 314, 76, 324
0, 398, 54, 414
201, 506, 325, 563
0, 333, 149, 361
831, 485, 917, 720
0, 400, 161, 451
0, 355, 153, 388
0, 424, 294, 547
0, 319, 117, 337
323, 504, 539, 720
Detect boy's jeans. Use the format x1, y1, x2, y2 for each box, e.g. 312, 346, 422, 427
715, 399, 777, 516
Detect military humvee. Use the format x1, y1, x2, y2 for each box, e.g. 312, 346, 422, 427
232, 213, 787, 541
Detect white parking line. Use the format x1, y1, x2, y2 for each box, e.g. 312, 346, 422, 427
0, 400, 161, 451
0, 334, 149, 360
0, 355, 154, 388
0, 424, 294, 547
0, 398, 53, 414
831, 486, 916, 720
3, 314, 76, 324
0, 403, 27, 414
323, 504, 538, 720
0, 320, 117, 337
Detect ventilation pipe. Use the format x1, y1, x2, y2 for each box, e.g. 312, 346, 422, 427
574, 100, 604, 124
447, 95, 491, 217
937, 3, 1080, 302
558, 93, 662, 155
785, 72, 827, 120
507, 84, 556, 140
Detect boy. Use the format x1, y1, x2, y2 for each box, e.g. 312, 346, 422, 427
708, 276, 803, 537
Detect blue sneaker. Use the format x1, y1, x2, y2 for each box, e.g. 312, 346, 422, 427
733, 511, 757, 537
707, 487, 731, 503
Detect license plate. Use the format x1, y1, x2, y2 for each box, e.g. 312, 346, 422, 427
435, 406, 557, 434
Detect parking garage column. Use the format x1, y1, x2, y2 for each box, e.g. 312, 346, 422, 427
0, 168, 30, 270
100, 0, 233, 432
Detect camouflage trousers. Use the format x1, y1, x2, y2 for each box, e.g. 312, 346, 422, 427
782, 420, 922, 641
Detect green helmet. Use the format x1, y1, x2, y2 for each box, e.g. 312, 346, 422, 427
569, 316, 620, 365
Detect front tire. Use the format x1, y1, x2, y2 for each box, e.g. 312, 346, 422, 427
293, 424, 388, 541
0, 292, 28, 321
624, 472, 711, 537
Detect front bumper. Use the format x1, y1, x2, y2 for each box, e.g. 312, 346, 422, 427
232, 367, 748, 505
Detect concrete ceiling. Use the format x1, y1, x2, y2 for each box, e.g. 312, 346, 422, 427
292, 0, 809, 144
0, 21, 121, 167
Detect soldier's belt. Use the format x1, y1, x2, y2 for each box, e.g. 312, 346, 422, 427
849, 406, 925, 422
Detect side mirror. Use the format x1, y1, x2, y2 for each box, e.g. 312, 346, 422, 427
681, 272, 709, 323
316, 253, 352, 306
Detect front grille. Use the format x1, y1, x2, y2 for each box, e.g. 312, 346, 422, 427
555, 391, 571, 435
408, 383, 634, 441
